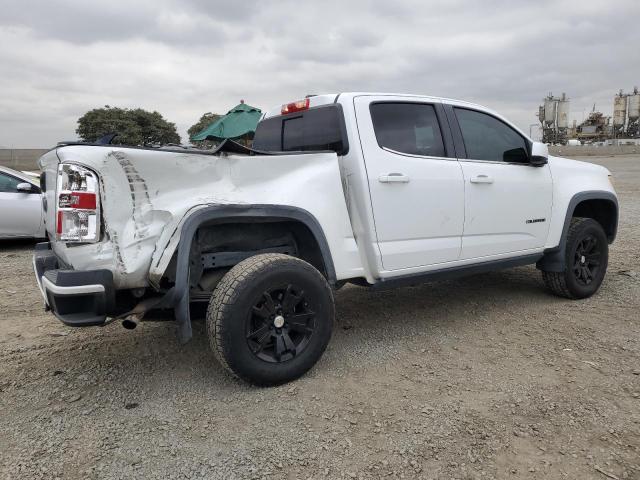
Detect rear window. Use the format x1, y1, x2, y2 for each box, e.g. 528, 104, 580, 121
253, 104, 349, 154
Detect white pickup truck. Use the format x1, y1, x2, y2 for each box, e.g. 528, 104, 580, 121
34, 93, 618, 385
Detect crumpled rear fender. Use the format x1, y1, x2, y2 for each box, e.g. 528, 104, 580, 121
51, 145, 364, 290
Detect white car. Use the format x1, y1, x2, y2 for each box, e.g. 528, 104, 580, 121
0, 166, 46, 239
34, 92, 617, 385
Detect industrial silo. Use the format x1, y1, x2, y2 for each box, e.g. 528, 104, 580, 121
544, 97, 557, 126
557, 94, 570, 129
628, 88, 640, 137
613, 92, 627, 128
628, 90, 640, 122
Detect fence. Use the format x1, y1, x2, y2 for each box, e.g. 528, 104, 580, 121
0, 149, 49, 171
549, 144, 639, 157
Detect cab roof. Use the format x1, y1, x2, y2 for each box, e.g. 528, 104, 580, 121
260, 92, 524, 140
261, 92, 487, 119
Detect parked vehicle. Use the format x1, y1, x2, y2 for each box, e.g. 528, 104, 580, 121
0, 166, 45, 239
33, 93, 618, 385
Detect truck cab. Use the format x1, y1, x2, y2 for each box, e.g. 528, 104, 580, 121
256, 93, 615, 278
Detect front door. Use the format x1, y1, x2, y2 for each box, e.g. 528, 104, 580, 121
354, 97, 465, 271
451, 107, 553, 259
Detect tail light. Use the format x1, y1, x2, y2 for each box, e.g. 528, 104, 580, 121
281, 98, 310, 115
56, 163, 100, 243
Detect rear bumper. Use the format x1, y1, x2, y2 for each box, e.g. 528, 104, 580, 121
33, 242, 115, 326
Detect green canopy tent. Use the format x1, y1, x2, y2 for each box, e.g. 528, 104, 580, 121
191, 101, 262, 145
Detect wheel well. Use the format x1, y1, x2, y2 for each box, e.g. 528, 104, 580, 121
160, 218, 330, 296
572, 199, 618, 242
196, 218, 326, 274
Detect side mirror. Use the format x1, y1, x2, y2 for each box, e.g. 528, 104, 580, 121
16, 182, 34, 192
530, 142, 548, 167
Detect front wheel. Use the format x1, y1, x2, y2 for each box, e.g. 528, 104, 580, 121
206, 254, 334, 386
542, 217, 609, 299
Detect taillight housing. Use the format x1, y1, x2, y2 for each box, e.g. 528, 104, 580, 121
56, 163, 100, 243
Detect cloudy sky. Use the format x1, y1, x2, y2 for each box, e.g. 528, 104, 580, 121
1, 0, 638, 147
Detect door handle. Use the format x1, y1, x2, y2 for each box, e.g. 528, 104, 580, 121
379, 173, 410, 183
470, 174, 494, 184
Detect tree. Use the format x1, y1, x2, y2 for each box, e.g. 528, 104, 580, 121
76, 106, 181, 146
188, 112, 222, 147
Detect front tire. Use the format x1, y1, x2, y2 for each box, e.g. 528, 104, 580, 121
542, 217, 609, 299
206, 254, 334, 386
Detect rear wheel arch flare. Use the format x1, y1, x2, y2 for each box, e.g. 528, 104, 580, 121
170, 204, 336, 343
187, 219, 329, 289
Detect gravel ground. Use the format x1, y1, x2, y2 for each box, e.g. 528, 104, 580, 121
1, 155, 639, 480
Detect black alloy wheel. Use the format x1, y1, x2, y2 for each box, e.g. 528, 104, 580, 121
207, 254, 334, 386
572, 234, 602, 286
246, 284, 316, 363
541, 217, 609, 299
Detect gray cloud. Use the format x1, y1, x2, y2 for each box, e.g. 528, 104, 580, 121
0, 0, 638, 147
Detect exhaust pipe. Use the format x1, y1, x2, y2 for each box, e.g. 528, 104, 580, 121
122, 314, 142, 330
118, 296, 165, 331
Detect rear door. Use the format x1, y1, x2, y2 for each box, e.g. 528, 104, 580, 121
447, 106, 553, 259
0, 172, 43, 237
354, 96, 465, 271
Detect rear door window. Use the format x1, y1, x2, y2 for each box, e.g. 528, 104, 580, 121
369, 103, 446, 157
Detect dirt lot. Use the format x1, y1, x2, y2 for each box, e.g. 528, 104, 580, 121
1, 155, 639, 480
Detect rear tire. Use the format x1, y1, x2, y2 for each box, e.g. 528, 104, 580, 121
542, 217, 608, 299
206, 254, 334, 386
